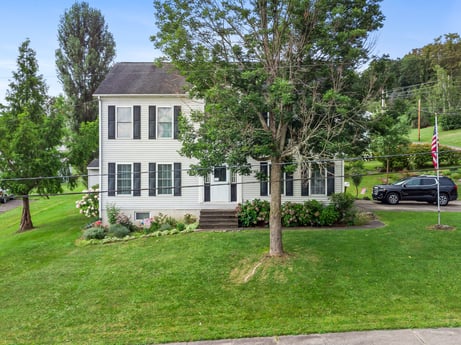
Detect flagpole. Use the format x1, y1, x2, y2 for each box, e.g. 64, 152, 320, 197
435, 113, 441, 225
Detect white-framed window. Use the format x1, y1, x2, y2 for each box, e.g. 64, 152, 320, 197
117, 107, 132, 139
157, 163, 173, 195
213, 166, 227, 182
310, 163, 326, 195
117, 164, 132, 195
157, 107, 173, 138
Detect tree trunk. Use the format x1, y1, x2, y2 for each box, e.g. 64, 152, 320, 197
18, 196, 34, 233
269, 159, 284, 256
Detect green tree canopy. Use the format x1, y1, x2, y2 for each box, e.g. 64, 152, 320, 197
55, 1, 116, 130
152, 0, 384, 256
0, 40, 67, 232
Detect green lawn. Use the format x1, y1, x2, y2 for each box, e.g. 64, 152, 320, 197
1, 193, 461, 345
409, 127, 461, 147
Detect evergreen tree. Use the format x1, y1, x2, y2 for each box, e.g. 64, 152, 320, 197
0, 39, 67, 232
55, 1, 115, 182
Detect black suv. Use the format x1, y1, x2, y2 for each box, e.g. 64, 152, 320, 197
372, 175, 458, 206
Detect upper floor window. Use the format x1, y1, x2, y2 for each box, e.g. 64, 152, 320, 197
108, 105, 140, 140
117, 107, 132, 139
158, 107, 173, 138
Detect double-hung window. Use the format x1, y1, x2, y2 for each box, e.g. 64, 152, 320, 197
310, 164, 326, 195
157, 164, 173, 195
117, 107, 132, 139
158, 107, 173, 138
117, 164, 132, 195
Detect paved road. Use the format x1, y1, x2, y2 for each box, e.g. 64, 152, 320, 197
355, 199, 461, 212
0, 198, 22, 212
164, 328, 461, 345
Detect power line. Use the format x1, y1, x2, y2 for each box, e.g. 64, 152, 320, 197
0, 150, 460, 197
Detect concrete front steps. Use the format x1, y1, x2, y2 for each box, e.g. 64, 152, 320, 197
198, 209, 239, 230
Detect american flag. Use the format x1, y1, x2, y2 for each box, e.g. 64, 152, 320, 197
431, 121, 438, 169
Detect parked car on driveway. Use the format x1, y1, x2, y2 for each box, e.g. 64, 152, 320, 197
372, 175, 458, 206
0, 189, 14, 204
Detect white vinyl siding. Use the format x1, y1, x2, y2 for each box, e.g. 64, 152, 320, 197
98, 94, 344, 224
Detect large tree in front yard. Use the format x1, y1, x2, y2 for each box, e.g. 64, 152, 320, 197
0, 39, 66, 232
152, 0, 384, 256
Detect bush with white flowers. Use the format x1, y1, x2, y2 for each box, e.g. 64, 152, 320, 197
76, 188, 99, 218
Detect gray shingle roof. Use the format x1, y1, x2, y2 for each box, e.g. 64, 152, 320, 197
94, 62, 186, 95
87, 158, 99, 168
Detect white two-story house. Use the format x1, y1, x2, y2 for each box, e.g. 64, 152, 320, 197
94, 62, 344, 226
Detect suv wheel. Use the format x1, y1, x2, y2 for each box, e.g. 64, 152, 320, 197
386, 192, 400, 205
439, 193, 449, 206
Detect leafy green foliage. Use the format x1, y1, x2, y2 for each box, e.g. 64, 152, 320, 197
82, 227, 106, 240
66, 120, 99, 186
0, 39, 68, 231
55, 1, 116, 131
329, 192, 356, 225
107, 223, 130, 238
75, 187, 99, 218
147, 213, 178, 233
319, 205, 339, 226
106, 204, 120, 225
152, 0, 384, 255
236, 199, 270, 227
347, 160, 366, 197
237, 195, 357, 228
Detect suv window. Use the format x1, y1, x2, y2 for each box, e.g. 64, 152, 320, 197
440, 178, 455, 186
421, 178, 436, 186
406, 178, 421, 186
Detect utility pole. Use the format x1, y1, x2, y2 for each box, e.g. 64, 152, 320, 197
418, 98, 421, 141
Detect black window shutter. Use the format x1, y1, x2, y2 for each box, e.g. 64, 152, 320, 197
286, 172, 293, 196
108, 106, 115, 139
149, 163, 156, 196
301, 170, 309, 196
260, 162, 268, 196
174, 162, 182, 196
133, 163, 141, 196
108, 163, 116, 196
173, 106, 181, 139
327, 163, 335, 196
133, 106, 141, 139
149, 106, 156, 139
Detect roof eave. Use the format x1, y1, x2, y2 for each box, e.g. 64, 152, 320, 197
93, 93, 188, 98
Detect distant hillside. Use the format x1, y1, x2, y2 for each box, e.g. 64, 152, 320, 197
408, 127, 461, 148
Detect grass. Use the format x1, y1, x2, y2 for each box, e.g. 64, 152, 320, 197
1, 193, 461, 344
408, 127, 461, 147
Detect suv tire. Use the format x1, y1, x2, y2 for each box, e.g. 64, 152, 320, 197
439, 193, 449, 206
386, 192, 400, 205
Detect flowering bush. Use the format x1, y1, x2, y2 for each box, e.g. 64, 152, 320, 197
236, 194, 357, 228
75, 188, 99, 218
236, 199, 270, 227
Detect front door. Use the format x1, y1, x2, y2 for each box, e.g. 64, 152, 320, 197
210, 166, 229, 202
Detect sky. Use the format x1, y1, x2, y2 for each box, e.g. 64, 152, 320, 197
1, 0, 461, 104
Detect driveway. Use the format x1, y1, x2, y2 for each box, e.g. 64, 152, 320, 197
0, 199, 22, 212
355, 199, 461, 212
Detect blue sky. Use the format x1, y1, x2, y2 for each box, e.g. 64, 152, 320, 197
1, 0, 461, 103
